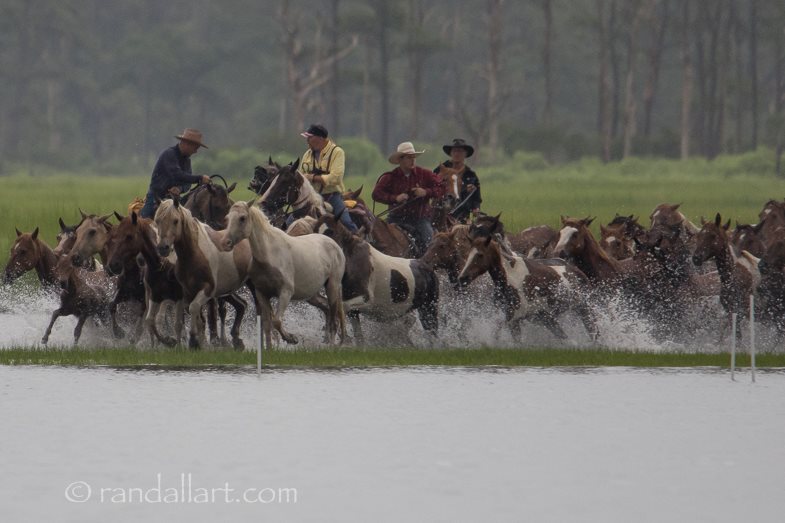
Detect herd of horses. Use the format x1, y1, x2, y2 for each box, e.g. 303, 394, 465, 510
5, 158, 785, 350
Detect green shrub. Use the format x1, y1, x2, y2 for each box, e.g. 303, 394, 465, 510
511, 150, 549, 171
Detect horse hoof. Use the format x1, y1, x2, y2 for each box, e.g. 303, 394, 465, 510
41, 337, 49, 345
188, 335, 201, 350
283, 334, 298, 344
113, 328, 126, 340
232, 338, 245, 351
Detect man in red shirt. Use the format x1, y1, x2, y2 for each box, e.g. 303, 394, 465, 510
372, 142, 444, 256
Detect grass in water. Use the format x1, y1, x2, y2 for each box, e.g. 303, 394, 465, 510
0, 346, 782, 368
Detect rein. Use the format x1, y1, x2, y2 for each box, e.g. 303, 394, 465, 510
376, 196, 423, 219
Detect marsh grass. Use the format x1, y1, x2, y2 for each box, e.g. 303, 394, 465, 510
1, 346, 783, 368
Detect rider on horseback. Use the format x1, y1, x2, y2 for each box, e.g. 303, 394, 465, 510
372, 142, 444, 256
140, 128, 211, 219
300, 124, 358, 233
433, 138, 482, 223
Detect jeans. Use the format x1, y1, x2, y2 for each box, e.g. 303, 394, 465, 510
388, 215, 433, 255
324, 191, 358, 233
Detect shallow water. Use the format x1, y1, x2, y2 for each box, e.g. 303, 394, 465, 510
1, 366, 784, 522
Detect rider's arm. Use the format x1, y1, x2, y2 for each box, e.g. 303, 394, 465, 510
422, 169, 445, 199
163, 150, 202, 187
316, 146, 345, 187
372, 173, 398, 204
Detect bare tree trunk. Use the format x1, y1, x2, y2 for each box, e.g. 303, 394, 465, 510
610, 0, 622, 138
361, 38, 372, 140
486, 0, 504, 161
731, 0, 743, 153
642, 0, 669, 139
621, 1, 651, 159
329, 0, 341, 134
596, 0, 612, 162
749, 0, 759, 149
407, 0, 426, 137
542, 0, 554, 127
376, 0, 391, 153
680, 0, 693, 159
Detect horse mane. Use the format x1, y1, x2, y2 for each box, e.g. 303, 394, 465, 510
294, 170, 328, 211
158, 200, 201, 239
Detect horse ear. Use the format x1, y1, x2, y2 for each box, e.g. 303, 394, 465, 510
700, 216, 706, 226
600, 224, 608, 235
292, 157, 300, 171
247, 197, 258, 207
98, 213, 112, 223
227, 182, 237, 194
585, 216, 595, 226
560, 215, 566, 225
114, 211, 123, 222
714, 213, 722, 227
79, 208, 87, 220
672, 203, 682, 211
173, 197, 180, 208
32, 227, 39, 240
268, 155, 274, 165
131, 211, 138, 225
15, 227, 22, 237
723, 219, 731, 231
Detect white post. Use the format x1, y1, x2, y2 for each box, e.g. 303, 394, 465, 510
730, 313, 737, 381
257, 314, 262, 376
750, 295, 756, 383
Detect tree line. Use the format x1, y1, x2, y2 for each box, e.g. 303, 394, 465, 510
0, 0, 784, 173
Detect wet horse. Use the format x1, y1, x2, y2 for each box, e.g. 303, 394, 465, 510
554, 216, 621, 289
155, 199, 254, 349
693, 213, 758, 342
221, 201, 346, 347
3, 228, 59, 290
600, 214, 645, 260
421, 224, 473, 284
458, 216, 598, 341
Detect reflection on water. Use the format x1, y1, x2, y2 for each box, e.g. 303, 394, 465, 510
2, 365, 784, 522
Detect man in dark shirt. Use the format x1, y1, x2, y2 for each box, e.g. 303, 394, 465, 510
140, 128, 211, 218
433, 138, 482, 223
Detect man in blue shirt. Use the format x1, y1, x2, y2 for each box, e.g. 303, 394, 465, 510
140, 128, 211, 218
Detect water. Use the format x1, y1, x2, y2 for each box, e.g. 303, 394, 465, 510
1, 366, 783, 522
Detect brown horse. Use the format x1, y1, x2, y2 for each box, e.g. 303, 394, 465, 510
430, 166, 461, 232
554, 216, 621, 287
421, 224, 473, 284
506, 225, 559, 258
68, 211, 113, 268
42, 251, 115, 345
3, 228, 60, 290
183, 181, 237, 230
600, 215, 645, 260
693, 213, 757, 342
731, 222, 766, 258
756, 227, 785, 340
105, 211, 185, 346
458, 215, 598, 341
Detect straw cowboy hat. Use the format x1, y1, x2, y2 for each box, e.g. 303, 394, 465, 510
175, 128, 208, 148
388, 141, 426, 164
443, 138, 474, 158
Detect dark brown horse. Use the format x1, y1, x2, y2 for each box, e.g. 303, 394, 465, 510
693, 213, 757, 342
506, 225, 559, 258
731, 222, 766, 258
600, 214, 645, 260
3, 228, 59, 290
183, 180, 237, 230
105, 211, 185, 346
756, 226, 785, 340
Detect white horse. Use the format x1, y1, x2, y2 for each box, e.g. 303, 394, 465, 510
154, 199, 254, 349
221, 200, 346, 347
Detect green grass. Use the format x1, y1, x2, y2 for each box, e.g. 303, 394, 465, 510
0, 346, 782, 368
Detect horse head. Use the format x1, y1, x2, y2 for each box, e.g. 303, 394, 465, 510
69, 213, 113, 267
3, 227, 41, 284
260, 158, 302, 217
154, 199, 189, 257
555, 216, 595, 259
249, 157, 280, 195
692, 213, 730, 267
105, 211, 151, 276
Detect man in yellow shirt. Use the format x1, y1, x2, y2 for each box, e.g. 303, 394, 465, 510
300, 124, 358, 233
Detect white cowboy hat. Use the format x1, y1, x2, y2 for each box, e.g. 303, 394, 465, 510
388, 141, 425, 164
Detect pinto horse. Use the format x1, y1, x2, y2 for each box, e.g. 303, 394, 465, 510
155, 199, 253, 349
458, 216, 598, 341
554, 216, 621, 288
693, 213, 758, 342
221, 200, 346, 347
259, 158, 329, 221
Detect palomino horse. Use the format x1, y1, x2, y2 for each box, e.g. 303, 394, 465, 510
458, 216, 598, 341
600, 214, 645, 260
105, 212, 185, 347
316, 213, 439, 344
693, 213, 758, 342
221, 201, 346, 347
554, 216, 621, 287
68, 211, 113, 268
431, 165, 462, 232
155, 199, 254, 349
42, 251, 115, 345
3, 228, 59, 290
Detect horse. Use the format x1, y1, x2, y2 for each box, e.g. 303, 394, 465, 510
315, 213, 438, 344
41, 251, 115, 346
430, 166, 462, 232
554, 216, 621, 288
506, 225, 560, 258
457, 215, 598, 342
693, 213, 758, 342
183, 179, 237, 230
248, 158, 280, 196
3, 228, 60, 290
755, 199, 785, 247
731, 222, 766, 258
154, 199, 253, 349
600, 214, 645, 260
68, 211, 113, 268
650, 203, 700, 237
221, 200, 346, 347
756, 227, 785, 341
259, 158, 329, 222
421, 224, 473, 284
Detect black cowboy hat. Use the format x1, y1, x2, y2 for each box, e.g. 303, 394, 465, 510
443, 138, 474, 158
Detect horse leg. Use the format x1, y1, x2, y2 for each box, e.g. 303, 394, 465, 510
576, 302, 600, 342
110, 296, 125, 339
223, 293, 247, 351
325, 276, 346, 345
272, 290, 298, 344
188, 291, 210, 349
144, 300, 162, 348
348, 310, 364, 345
256, 292, 275, 349
73, 314, 89, 345
206, 299, 219, 345
41, 308, 63, 344
539, 312, 568, 340
173, 300, 185, 346
219, 298, 227, 344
